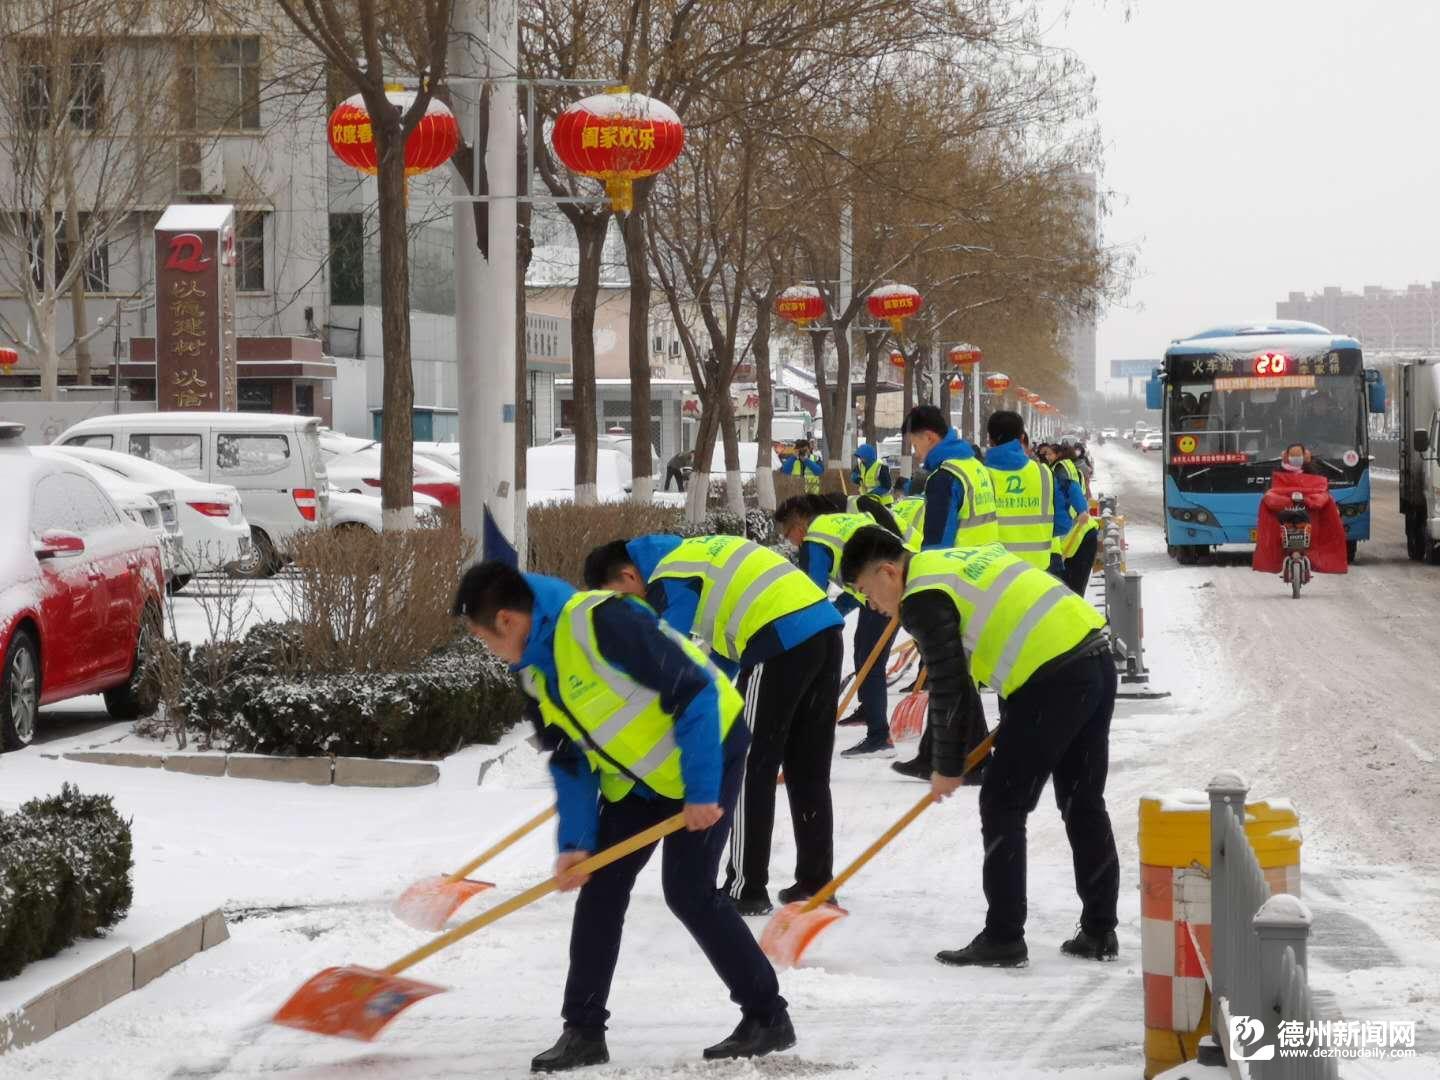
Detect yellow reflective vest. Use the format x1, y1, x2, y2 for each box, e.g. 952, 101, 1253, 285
988, 458, 1056, 569
803, 512, 877, 591
902, 545, 1106, 697
649, 535, 827, 662
889, 497, 926, 553
856, 459, 893, 504
1054, 460, 1099, 559
783, 456, 821, 494
937, 457, 1000, 546
520, 591, 742, 803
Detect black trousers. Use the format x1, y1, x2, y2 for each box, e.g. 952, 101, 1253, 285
980, 653, 1120, 943
853, 605, 894, 740
724, 627, 842, 900
563, 746, 786, 1031
1061, 528, 1100, 597
665, 466, 687, 492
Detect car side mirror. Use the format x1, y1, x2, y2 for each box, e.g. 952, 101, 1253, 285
34, 530, 86, 559
1414, 429, 1431, 455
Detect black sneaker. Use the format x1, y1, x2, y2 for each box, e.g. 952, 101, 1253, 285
936, 931, 1028, 969
1061, 926, 1119, 961
776, 884, 840, 907
731, 894, 773, 916
531, 1027, 609, 1072
891, 755, 929, 781
841, 734, 895, 758
836, 711, 866, 727
702, 1013, 797, 1060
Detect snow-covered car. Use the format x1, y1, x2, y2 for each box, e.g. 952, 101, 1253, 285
1141, 431, 1165, 452
326, 489, 441, 532
547, 433, 663, 477
413, 441, 461, 474
30, 447, 182, 585
324, 446, 461, 508
1, 423, 166, 749
528, 443, 634, 504
41, 444, 250, 588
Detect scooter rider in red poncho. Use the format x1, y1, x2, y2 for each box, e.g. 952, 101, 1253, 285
1252, 443, 1348, 575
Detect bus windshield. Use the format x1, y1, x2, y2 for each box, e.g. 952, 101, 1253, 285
1168, 375, 1364, 465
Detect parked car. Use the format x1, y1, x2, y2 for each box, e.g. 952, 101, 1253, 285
528, 443, 635, 504
1, 423, 166, 750
1141, 431, 1165, 452
55, 412, 330, 577
1101, 428, 1118, 440
326, 489, 442, 532
413, 441, 461, 474
547, 433, 663, 477
323, 445, 461, 508
40, 445, 249, 588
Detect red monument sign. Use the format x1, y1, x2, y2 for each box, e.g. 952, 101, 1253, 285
154, 204, 238, 411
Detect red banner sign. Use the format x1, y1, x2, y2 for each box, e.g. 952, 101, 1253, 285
154, 205, 237, 411
1169, 453, 1251, 465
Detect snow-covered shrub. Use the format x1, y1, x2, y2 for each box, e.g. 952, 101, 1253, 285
0, 786, 132, 980
527, 502, 686, 584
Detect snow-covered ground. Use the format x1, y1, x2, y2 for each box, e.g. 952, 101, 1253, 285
1, 444, 1437, 1078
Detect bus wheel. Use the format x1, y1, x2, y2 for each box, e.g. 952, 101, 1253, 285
1177, 546, 1199, 566
1406, 513, 1425, 561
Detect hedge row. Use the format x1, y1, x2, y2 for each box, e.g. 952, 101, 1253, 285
0, 786, 133, 980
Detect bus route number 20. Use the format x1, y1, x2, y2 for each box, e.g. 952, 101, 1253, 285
1253, 351, 1291, 376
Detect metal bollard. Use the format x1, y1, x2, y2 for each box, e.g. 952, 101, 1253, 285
1253, 895, 1313, 1078
1112, 570, 1150, 683
1208, 771, 1250, 1056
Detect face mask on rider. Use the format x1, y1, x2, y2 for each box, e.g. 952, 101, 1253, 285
1283, 454, 1305, 472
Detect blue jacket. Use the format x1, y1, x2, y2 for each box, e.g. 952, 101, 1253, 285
1052, 462, 1090, 536
515, 572, 745, 852
850, 443, 892, 496
625, 535, 841, 676
797, 541, 859, 617
778, 454, 823, 479
921, 429, 983, 549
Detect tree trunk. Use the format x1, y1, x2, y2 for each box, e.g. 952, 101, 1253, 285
375, 133, 416, 529
900, 353, 915, 481
719, 389, 744, 517
752, 292, 776, 511
684, 394, 719, 523
824, 323, 853, 489
571, 216, 607, 505
619, 192, 654, 503
39, 189, 59, 400
515, 172, 533, 567
808, 326, 828, 453
61, 141, 92, 385
862, 330, 882, 445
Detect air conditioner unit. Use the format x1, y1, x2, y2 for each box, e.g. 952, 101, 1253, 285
177, 140, 225, 197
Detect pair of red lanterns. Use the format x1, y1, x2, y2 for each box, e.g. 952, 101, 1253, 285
327, 86, 684, 213
774, 283, 926, 335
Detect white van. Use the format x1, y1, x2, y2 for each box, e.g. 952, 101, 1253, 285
54, 412, 329, 577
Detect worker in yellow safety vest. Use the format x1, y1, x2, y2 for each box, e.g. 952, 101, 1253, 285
902, 403, 999, 550
851, 443, 894, 504
1049, 444, 1100, 597
582, 535, 844, 917
838, 528, 1119, 970
983, 410, 1057, 571
777, 438, 823, 493
455, 562, 796, 1070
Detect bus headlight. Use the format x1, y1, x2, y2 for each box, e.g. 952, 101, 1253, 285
1169, 507, 1216, 526
1339, 501, 1368, 518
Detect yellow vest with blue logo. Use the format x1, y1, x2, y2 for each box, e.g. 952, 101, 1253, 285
520, 591, 741, 802
902, 545, 1106, 696
804, 512, 880, 593
649, 536, 826, 662
857, 459, 893, 504
988, 458, 1055, 569
937, 457, 1000, 546
889, 497, 926, 553
1054, 460, 1099, 559
783, 456, 821, 494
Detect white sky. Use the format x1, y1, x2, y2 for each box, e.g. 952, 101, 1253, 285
1040, 0, 1440, 389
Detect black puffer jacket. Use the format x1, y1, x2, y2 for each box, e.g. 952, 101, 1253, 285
899, 590, 988, 776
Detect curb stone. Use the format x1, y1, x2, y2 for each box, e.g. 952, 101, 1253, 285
60, 751, 439, 788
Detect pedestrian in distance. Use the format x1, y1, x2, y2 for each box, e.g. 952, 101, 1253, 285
583, 535, 843, 917
775, 493, 903, 758
839, 527, 1122, 969
665, 448, 693, 492
851, 442, 894, 504
1049, 444, 1100, 597
454, 562, 796, 1072
778, 438, 823, 494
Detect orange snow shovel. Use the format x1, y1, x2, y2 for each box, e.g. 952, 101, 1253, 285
390, 805, 557, 931
274, 811, 687, 1042
889, 667, 928, 742
760, 728, 998, 968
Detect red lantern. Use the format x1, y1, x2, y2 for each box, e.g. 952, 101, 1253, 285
0, 346, 18, 373
866, 283, 923, 334
1025, 391, 1042, 405
949, 375, 964, 392
328, 91, 459, 178
774, 285, 826, 328
984, 372, 1011, 393
948, 344, 981, 367
888, 349, 906, 369
551, 89, 685, 212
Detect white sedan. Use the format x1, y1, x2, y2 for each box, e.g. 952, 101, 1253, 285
41, 444, 250, 586
326, 489, 441, 531
1141, 431, 1165, 452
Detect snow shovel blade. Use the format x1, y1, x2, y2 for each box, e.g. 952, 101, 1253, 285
759, 900, 848, 969
390, 876, 495, 932
272, 965, 445, 1042
890, 690, 928, 742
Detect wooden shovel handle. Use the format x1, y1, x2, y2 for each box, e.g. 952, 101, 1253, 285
446, 806, 557, 883
836, 614, 900, 720
385, 812, 687, 976
801, 725, 999, 913
912, 666, 928, 694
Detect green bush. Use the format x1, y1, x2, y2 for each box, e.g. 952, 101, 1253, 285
0, 785, 133, 981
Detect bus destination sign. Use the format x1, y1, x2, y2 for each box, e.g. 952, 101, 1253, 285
1165, 348, 1359, 380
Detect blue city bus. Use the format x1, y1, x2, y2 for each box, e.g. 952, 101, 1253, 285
1146, 321, 1386, 563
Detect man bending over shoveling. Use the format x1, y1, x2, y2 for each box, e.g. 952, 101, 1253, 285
455, 562, 796, 1073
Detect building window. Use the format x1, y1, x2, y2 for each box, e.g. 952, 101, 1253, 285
236, 214, 265, 291
21, 42, 103, 130
295, 383, 316, 417
236, 383, 275, 413
180, 37, 260, 130
328, 213, 364, 305
26, 213, 109, 292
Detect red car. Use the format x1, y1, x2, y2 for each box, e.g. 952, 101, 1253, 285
1, 424, 167, 750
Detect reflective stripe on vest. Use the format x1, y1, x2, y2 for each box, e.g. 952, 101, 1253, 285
901, 545, 1106, 696
890, 497, 926, 553
1053, 460, 1098, 558
858, 459, 893, 504
989, 459, 1055, 569
937, 457, 1001, 546
804, 512, 876, 589
785, 458, 821, 493
649, 535, 826, 661
520, 592, 741, 802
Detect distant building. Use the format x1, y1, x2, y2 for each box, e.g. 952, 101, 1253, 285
1277, 283, 1440, 351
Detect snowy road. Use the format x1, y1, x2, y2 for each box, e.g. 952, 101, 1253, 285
2, 446, 1437, 1079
